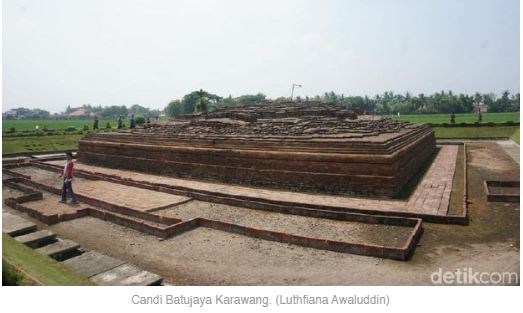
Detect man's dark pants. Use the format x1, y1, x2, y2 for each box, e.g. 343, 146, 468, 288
61, 180, 78, 203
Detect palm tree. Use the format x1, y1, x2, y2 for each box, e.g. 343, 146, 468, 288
194, 89, 208, 113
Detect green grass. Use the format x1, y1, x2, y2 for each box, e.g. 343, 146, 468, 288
434, 126, 520, 139
510, 128, 520, 144
389, 112, 519, 124
2, 134, 84, 155
2, 119, 117, 131
2, 233, 94, 285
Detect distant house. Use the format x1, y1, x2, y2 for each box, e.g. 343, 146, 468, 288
476, 103, 488, 113
60, 107, 94, 119
68, 107, 88, 117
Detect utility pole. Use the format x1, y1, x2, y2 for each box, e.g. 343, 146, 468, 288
290, 83, 302, 101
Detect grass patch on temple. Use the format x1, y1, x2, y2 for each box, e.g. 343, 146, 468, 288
2, 233, 94, 286
434, 126, 520, 139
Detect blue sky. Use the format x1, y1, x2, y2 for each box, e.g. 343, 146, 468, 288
2, 0, 520, 112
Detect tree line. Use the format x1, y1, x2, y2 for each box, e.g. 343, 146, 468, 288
164, 90, 519, 117
3, 90, 519, 120
3, 104, 163, 120
73, 104, 162, 118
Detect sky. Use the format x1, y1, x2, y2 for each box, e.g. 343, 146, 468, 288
1, 0, 520, 113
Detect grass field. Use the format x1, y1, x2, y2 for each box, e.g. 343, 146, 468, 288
2, 134, 84, 154
2, 233, 93, 285
2, 119, 117, 131
434, 126, 520, 140
510, 128, 520, 144
389, 112, 519, 124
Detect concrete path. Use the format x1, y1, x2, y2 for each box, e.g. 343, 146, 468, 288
90, 263, 163, 286
3, 210, 163, 285
63, 251, 125, 278
2, 212, 37, 236
497, 140, 520, 165
15, 229, 56, 248
36, 238, 80, 260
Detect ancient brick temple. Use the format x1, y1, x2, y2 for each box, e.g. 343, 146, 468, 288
78, 102, 436, 198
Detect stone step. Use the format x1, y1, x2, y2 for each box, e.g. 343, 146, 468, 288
90, 263, 163, 286
35, 238, 81, 260
15, 229, 57, 248
62, 251, 125, 278
2, 212, 37, 236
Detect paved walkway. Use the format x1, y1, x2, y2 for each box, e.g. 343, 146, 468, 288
8, 166, 192, 213
407, 146, 458, 215
44, 146, 459, 217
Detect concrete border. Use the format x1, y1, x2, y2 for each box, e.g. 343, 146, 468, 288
483, 180, 520, 202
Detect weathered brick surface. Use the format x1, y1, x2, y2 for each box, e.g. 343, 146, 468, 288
41, 144, 465, 223
78, 102, 436, 198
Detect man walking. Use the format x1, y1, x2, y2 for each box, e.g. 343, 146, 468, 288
59, 152, 78, 204
130, 114, 136, 129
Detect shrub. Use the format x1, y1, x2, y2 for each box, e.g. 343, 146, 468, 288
3, 263, 24, 286
9, 127, 16, 133
106, 122, 111, 129
65, 126, 77, 132
135, 117, 146, 126
83, 125, 89, 131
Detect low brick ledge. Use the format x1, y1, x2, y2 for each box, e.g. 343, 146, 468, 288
3, 174, 422, 261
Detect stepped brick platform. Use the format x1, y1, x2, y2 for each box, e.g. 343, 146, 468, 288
78, 101, 436, 198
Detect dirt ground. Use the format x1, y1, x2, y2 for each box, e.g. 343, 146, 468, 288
2, 186, 26, 199
156, 200, 413, 247
2, 141, 519, 285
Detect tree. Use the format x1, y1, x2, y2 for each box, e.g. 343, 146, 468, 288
235, 93, 266, 105
165, 100, 184, 117
511, 93, 520, 112
163, 90, 222, 116
194, 89, 209, 113
100, 105, 128, 118
129, 104, 151, 116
